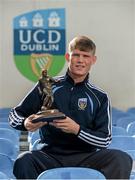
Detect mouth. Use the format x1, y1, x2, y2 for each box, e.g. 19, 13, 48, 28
75, 65, 85, 69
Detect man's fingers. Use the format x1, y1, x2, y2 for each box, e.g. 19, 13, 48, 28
29, 114, 36, 120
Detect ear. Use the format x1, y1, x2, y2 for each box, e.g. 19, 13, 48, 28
92, 56, 97, 65
65, 53, 70, 62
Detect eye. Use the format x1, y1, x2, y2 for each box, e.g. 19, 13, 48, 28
83, 55, 90, 58
72, 53, 80, 57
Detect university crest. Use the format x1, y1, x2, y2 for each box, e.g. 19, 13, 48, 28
13, 8, 66, 82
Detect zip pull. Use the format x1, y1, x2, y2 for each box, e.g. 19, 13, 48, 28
71, 87, 74, 91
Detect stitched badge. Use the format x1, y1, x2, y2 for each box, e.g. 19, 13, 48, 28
78, 98, 87, 110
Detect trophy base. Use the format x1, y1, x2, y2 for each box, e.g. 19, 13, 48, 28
32, 109, 66, 123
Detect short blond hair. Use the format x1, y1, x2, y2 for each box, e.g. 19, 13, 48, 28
68, 36, 96, 55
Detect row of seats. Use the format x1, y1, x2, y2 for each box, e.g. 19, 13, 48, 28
0, 108, 11, 114
112, 124, 135, 136
0, 108, 19, 179
109, 107, 135, 179
28, 124, 135, 151
1, 107, 135, 179
37, 167, 106, 179
0, 108, 11, 119
37, 167, 135, 180
1, 107, 134, 132
0, 122, 21, 136
112, 107, 135, 127
0, 171, 10, 179
0, 125, 20, 156
27, 107, 135, 179
111, 109, 135, 179
0, 153, 15, 179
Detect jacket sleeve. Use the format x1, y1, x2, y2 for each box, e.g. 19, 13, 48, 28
8, 83, 43, 131
77, 94, 112, 148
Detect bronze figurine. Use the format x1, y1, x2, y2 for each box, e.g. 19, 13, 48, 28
33, 69, 66, 123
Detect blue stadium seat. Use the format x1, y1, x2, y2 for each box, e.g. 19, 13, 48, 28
37, 167, 106, 179
127, 122, 135, 136
116, 117, 135, 129
28, 132, 33, 143
0, 171, 9, 179
112, 126, 129, 136
0, 153, 15, 179
0, 122, 13, 129
110, 137, 135, 180
130, 171, 135, 180
0, 108, 11, 114
0, 122, 21, 137
109, 136, 135, 151
0, 108, 11, 119
112, 108, 125, 117
28, 130, 41, 150
126, 150, 135, 160
112, 107, 132, 126
0, 128, 20, 147
31, 139, 47, 150
30, 139, 41, 150
0, 138, 19, 160
28, 130, 40, 143
127, 107, 135, 116
125, 150, 135, 178
0, 117, 9, 122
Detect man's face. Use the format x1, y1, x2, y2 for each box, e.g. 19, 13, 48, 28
65, 49, 96, 78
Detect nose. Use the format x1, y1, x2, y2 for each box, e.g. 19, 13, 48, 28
78, 55, 84, 63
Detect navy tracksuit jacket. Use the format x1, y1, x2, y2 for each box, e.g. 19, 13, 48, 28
9, 72, 112, 153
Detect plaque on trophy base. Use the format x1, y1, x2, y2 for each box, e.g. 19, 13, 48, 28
32, 109, 66, 123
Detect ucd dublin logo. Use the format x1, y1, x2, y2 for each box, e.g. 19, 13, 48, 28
13, 8, 66, 82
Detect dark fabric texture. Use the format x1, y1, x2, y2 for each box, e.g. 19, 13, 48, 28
13, 148, 132, 179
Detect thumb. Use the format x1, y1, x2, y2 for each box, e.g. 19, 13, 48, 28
29, 114, 36, 120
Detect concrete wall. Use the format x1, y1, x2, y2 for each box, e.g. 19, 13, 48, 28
0, 0, 135, 110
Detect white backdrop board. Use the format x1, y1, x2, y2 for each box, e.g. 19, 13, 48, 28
0, 0, 135, 110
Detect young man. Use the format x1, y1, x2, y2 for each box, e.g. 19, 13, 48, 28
9, 36, 132, 179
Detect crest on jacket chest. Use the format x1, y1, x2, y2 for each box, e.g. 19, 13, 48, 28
78, 98, 87, 110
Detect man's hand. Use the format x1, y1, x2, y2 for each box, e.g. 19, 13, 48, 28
24, 114, 48, 132
50, 117, 80, 135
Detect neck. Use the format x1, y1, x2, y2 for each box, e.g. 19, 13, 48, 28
68, 71, 88, 84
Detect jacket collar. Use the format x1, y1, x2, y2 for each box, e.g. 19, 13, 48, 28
65, 69, 89, 86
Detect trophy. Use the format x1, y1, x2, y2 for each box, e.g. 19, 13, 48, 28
32, 69, 66, 123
